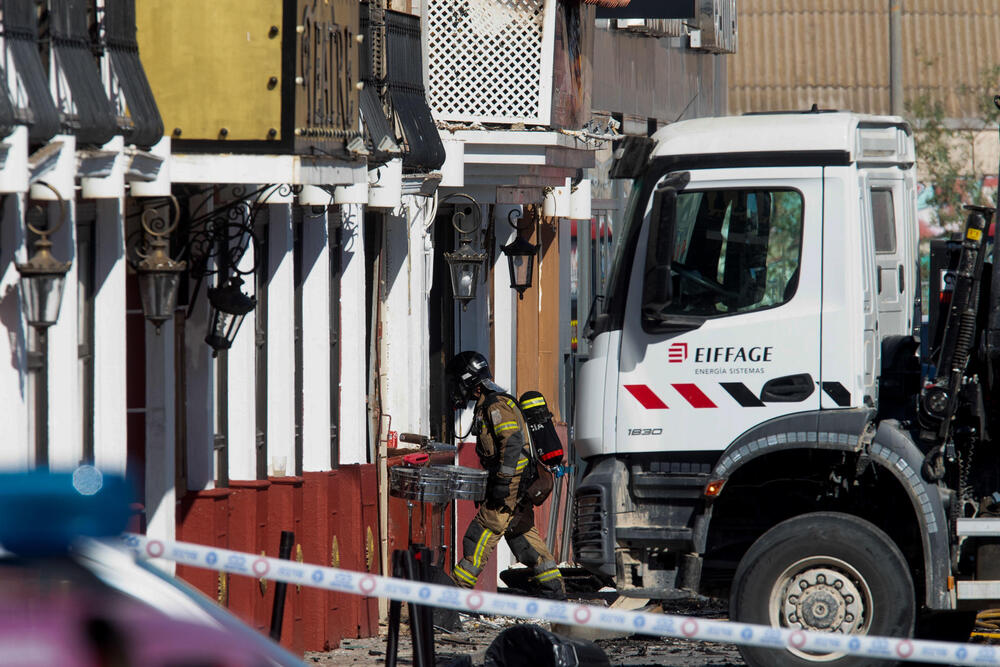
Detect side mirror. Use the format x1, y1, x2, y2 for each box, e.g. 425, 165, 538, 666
641, 172, 690, 316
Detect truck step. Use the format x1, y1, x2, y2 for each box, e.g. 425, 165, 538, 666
616, 526, 694, 547
629, 471, 708, 500
956, 580, 1000, 600
956, 518, 1000, 537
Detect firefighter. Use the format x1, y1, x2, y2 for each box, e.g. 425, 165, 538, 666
446, 351, 566, 600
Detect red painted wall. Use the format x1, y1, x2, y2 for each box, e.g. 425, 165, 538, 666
267, 477, 304, 651
176, 488, 230, 602
328, 465, 380, 641
300, 472, 330, 649
174, 464, 381, 654
172, 450, 568, 654
227, 480, 271, 632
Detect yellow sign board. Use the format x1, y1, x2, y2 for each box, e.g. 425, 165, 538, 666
137, 0, 283, 142
136, 0, 360, 152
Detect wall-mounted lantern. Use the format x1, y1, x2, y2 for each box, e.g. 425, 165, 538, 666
205, 276, 256, 355
501, 208, 538, 300
441, 193, 486, 311
17, 183, 70, 330
128, 185, 274, 353
18, 182, 71, 466
445, 238, 487, 310
134, 197, 185, 333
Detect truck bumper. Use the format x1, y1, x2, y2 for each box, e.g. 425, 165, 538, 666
572, 457, 709, 594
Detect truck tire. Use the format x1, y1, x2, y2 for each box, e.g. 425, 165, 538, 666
730, 512, 915, 667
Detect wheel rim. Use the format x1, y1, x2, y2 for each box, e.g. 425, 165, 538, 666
766, 555, 874, 662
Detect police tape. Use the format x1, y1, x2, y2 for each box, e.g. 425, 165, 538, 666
122, 533, 994, 665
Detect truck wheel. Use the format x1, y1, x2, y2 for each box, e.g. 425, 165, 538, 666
730, 512, 915, 666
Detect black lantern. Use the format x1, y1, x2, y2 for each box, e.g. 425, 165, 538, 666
501, 234, 538, 299
17, 235, 71, 329
128, 186, 266, 354
440, 193, 487, 311
205, 276, 256, 355
444, 239, 487, 311
135, 199, 185, 333
17, 185, 71, 329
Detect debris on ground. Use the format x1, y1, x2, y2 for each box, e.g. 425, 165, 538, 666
551, 595, 649, 642
305, 596, 745, 666
483, 623, 609, 667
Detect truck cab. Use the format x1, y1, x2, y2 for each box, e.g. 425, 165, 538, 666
572, 112, 986, 666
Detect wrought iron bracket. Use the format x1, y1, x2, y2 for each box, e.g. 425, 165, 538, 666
127, 184, 303, 312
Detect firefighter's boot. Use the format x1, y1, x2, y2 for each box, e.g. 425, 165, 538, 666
531, 559, 566, 600
452, 558, 482, 589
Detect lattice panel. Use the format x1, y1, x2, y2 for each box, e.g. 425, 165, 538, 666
424, 0, 553, 124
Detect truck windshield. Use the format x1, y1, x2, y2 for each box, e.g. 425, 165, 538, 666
644, 188, 803, 321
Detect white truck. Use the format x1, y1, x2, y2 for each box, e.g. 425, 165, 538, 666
572, 110, 1000, 666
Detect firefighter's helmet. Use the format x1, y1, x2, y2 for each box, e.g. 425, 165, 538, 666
446, 351, 496, 406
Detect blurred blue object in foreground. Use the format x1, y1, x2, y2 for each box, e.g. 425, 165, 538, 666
0, 467, 133, 556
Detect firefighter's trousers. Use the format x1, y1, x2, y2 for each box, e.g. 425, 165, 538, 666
451, 500, 565, 599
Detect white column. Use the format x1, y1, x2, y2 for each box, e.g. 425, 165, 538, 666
412, 197, 431, 437
300, 207, 331, 472
379, 208, 404, 435
92, 199, 127, 475
46, 197, 81, 470
491, 205, 520, 583
266, 202, 295, 475
184, 191, 215, 490
339, 203, 367, 464
0, 194, 29, 469
145, 318, 176, 574
0, 126, 28, 193
491, 206, 520, 391
379, 196, 435, 438
226, 238, 257, 481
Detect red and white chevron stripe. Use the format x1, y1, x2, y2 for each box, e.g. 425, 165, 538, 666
624, 383, 716, 409
623, 381, 848, 409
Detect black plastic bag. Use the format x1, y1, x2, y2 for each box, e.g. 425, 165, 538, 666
483, 624, 610, 667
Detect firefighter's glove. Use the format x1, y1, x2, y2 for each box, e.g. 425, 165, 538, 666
486, 480, 511, 508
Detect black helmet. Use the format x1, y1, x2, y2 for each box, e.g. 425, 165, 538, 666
446, 351, 494, 406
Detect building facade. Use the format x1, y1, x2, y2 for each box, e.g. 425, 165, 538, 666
0, 0, 736, 654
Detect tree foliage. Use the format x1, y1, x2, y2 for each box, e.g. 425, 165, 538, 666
905, 65, 1000, 303
906, 65, 1000, 234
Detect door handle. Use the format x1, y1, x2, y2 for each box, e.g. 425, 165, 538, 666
761, 373, 815, 402
876, 266, 883, 293
898, 265, 904, 293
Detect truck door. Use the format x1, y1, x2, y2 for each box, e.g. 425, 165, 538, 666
616, 168, 823, 455
863, 172, 913, 338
